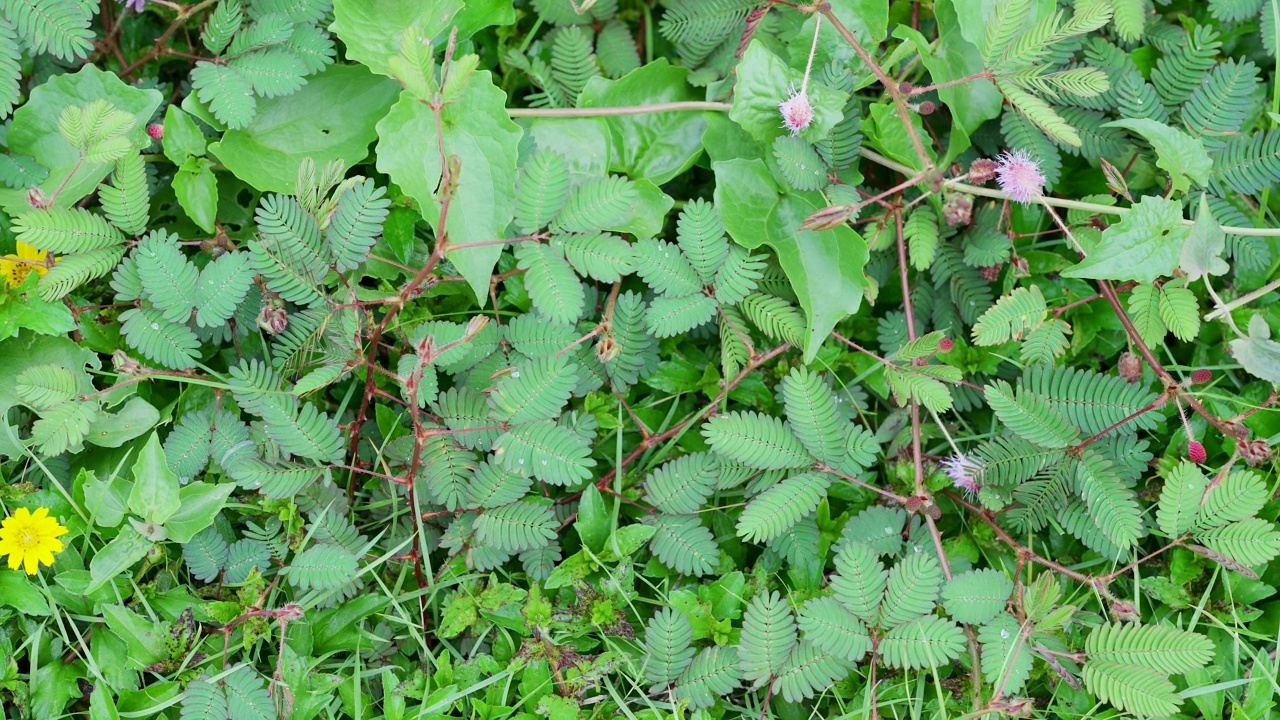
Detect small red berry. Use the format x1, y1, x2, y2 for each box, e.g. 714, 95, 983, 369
938, 337, 954, 353
1188, 441, 1207, 464
146, 123, 164, 140
917, 100, 936, 115
1190, 369, 1212, 385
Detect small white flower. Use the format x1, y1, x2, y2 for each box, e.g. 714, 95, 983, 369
940, 452, 984, 495
779, 87, 814, 135
995, 149, 1046, 205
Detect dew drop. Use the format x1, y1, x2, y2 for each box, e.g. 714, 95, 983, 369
541, 460, 548, 465
884, 527, 893, 535
151, 323, 159, 330
512, 371, 520, 378
1000, 628, 1010, 639
518, 458, 525, 465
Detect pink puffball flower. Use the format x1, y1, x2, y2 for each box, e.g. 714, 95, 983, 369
119, 0, 145, 11
995, 149, 1046, 205
940, 452, 984, 495
779, 87, 814, 135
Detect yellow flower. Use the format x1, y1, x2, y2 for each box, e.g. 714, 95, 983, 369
0, 507, 68, 575
0, 242, 54, 288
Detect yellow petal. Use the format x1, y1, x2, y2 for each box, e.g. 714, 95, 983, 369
31, 507, 48, 520
48, 524, 68, 537
17, 242, 47, 262
46, 538, 64, 553
12, 507, 31, 521
37, 549, 55, 567
6, 552, 21, 570
22, 553, 37, 575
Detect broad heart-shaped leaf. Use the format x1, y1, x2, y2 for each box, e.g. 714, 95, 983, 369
330, 0, 462, 78
1104, 119, 1211, 195
377, 70, 521, 305
1061, 196, 1188, 284
1181, 195, 1229, 281
730, 41, 848, 145
0, 273, 75, 342
0, 65, 161, 212
87, 526, 153, 594
713, 158, 867, 363
174, 158, 218, 234
1230, 314, 1280, 383
578, 60, 706, 185
164, 482, 235, 543
210, 65, 399, 194
128, 433, 181, 525
894, 10, 1001, 157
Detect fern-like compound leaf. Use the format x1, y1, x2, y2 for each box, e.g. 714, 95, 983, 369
120, 307, 201, 370
830, 542, 888, 625
285, 544, 358, 592
13, 207, 126, 254
942, 569, 1014, 625
879, 552, 943, 628
646, 293, 717, 338
1085, 623, 1214, 675
643, 453, 718, 515
98, 153, 149, 236
645, 513, 720, 577
555, 232, 635, 283
191, 62, 258, 129
797, 596, 871, 663
703, 411, 813, 469
1194, 470, 1268, 531
325, 179, 389, 272
552, 175, 637, 233
676, 198, 729, 284
1195, 518, 1280, 568
1083, 660, 1181, 719
739, 590, 797, 688
221, 665, 274, 720
194, 251, 254, 329
771, 641, 848, 702
182, 527, 228, 583
135, 231, 200, 323
713, 246, 768, 306
2, 0, 93, 61
984, 380, 1080, 448
474, 499, 557, 553
464, 460, 532, 510
672, 646, 741, 709
879, 615, 966, 670
643, 608, 696, 686
780, 367, 847, 469
515, 243, 585, 325
15, 365, 78, 411
972, 286, 1047, 345
487, 354, 579, 425
979, 613, 1032, 694
632, 237, 703, 297
228, 48, 307, 98
736, 471, 831, 543
493, 420, 595, 485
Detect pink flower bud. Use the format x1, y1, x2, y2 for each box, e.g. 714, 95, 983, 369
938, 337, 954, 353
1188, 441, 1207, 464
1190, 369, 1212, 384
146, 123, 164, 140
